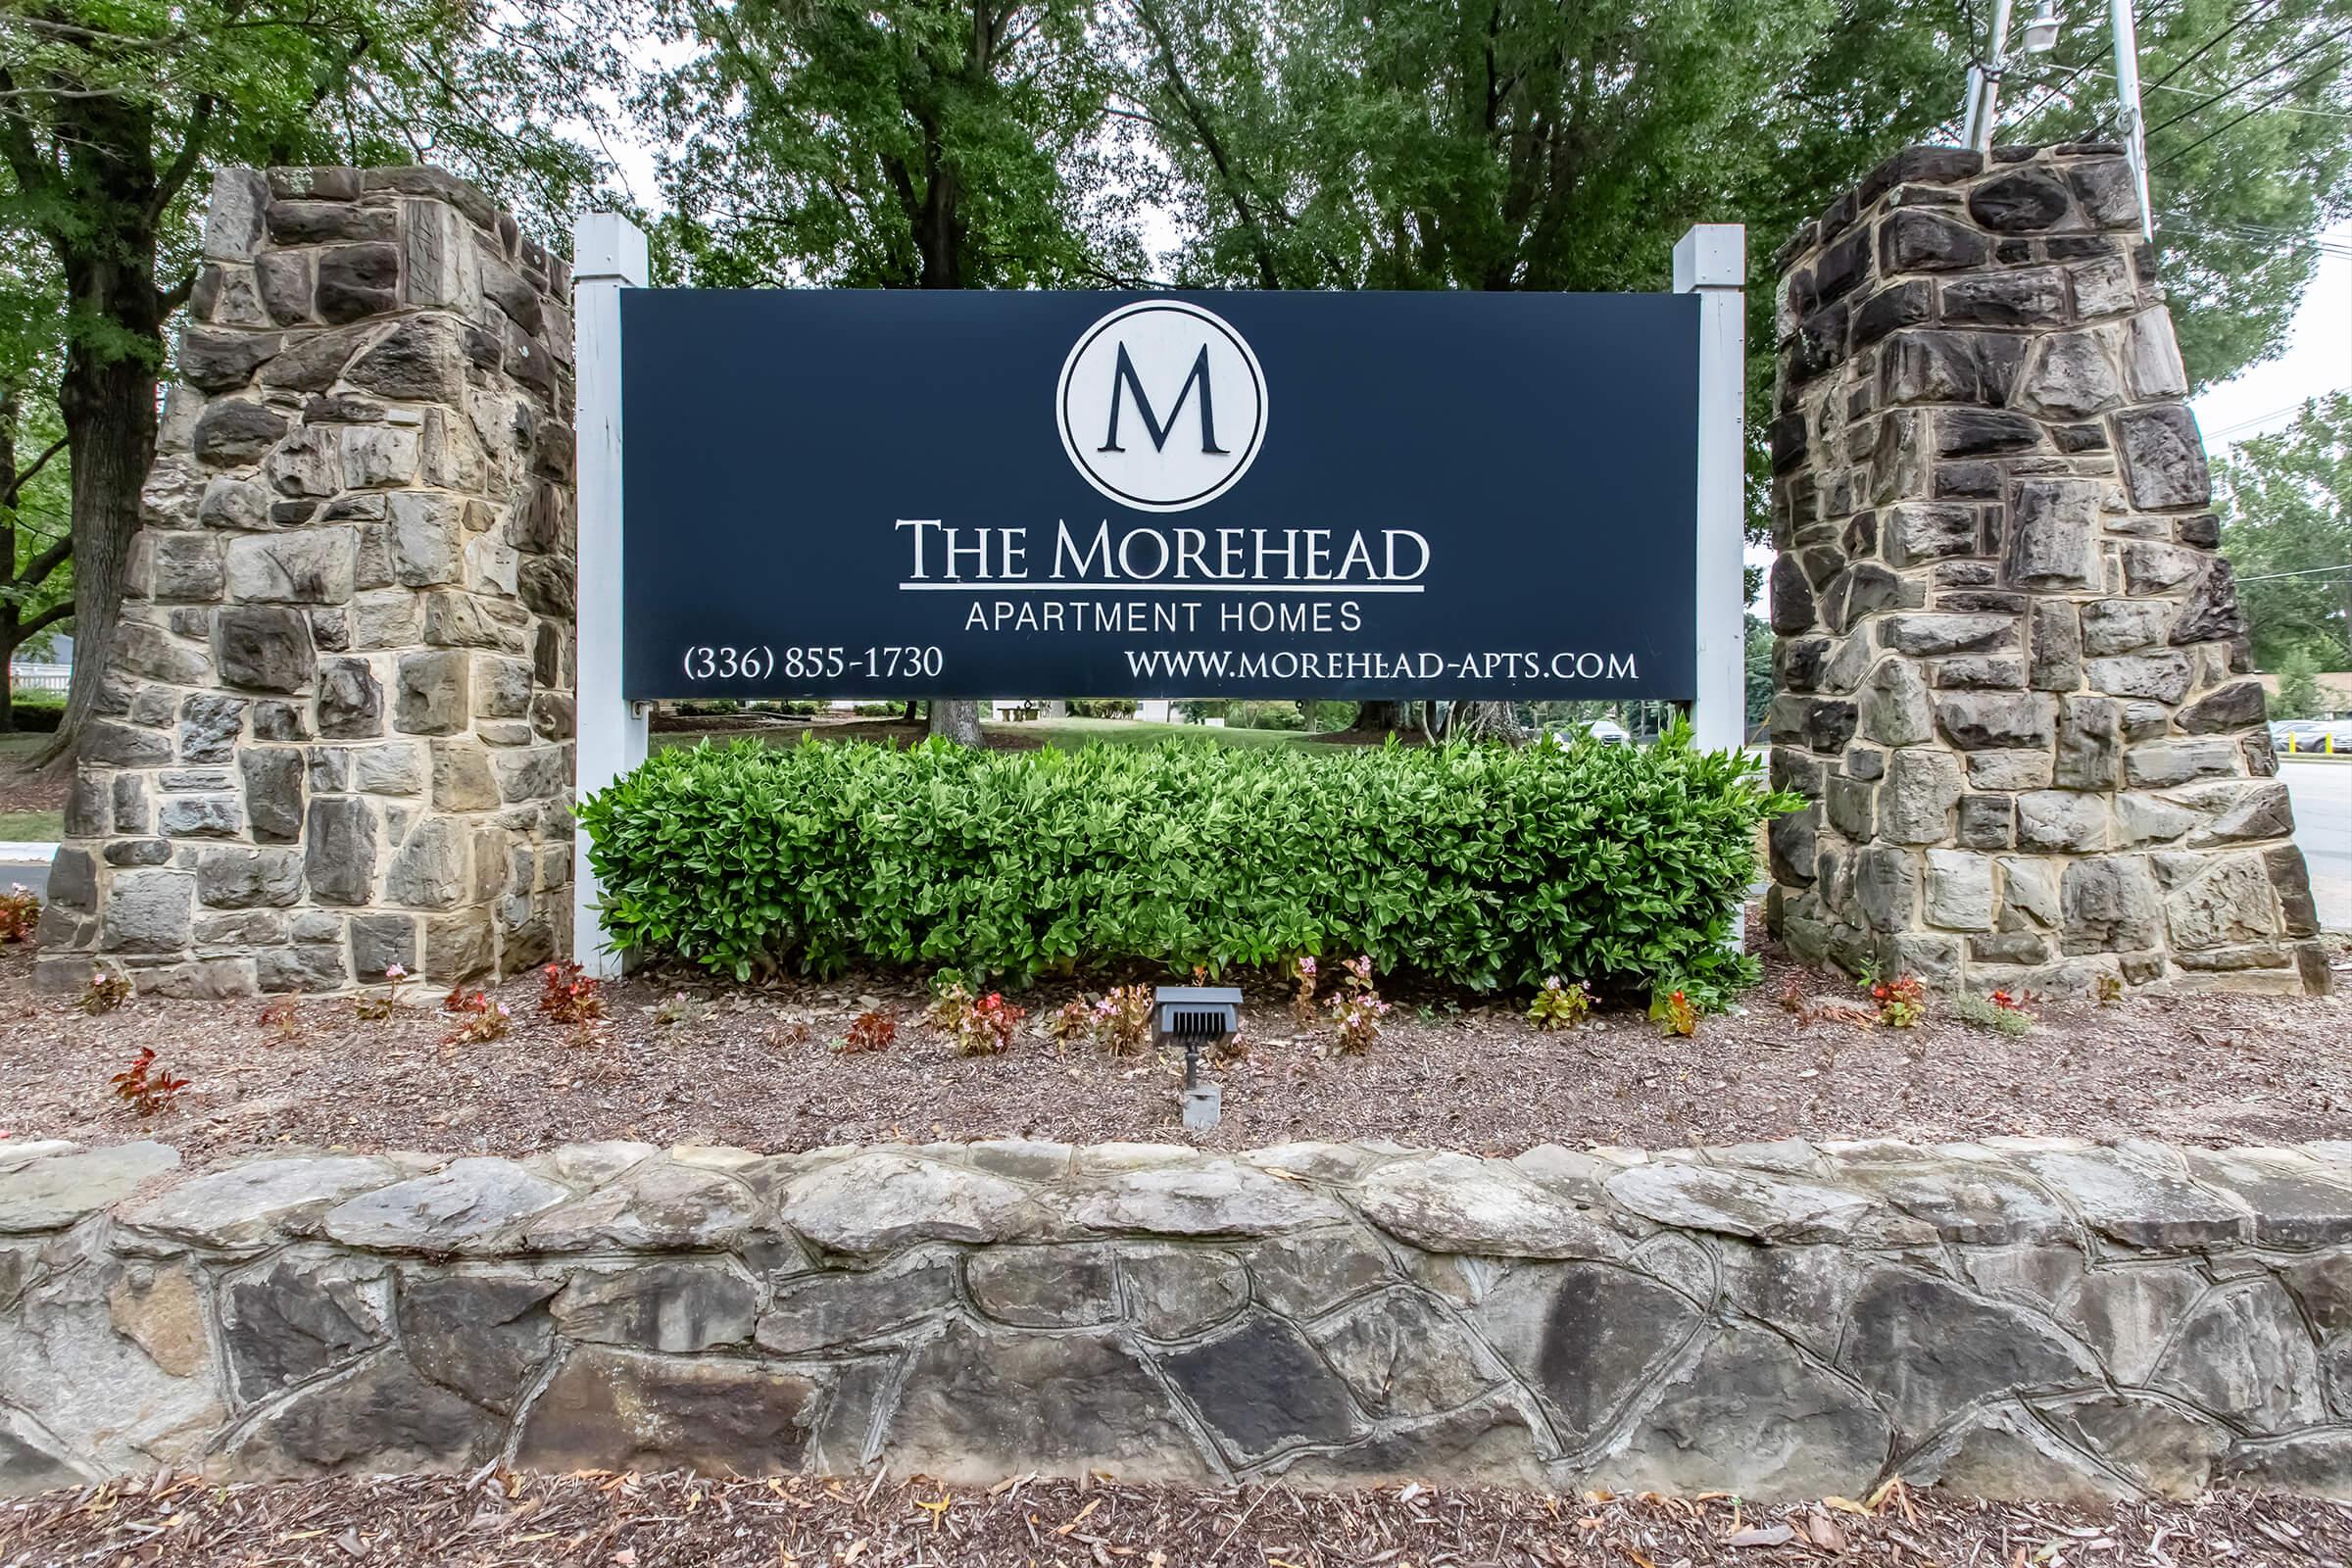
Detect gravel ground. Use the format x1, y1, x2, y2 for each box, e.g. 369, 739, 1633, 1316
4, 919, 2348, 1165
4, 1471, 2348, 1568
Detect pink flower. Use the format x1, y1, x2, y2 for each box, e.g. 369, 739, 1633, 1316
384, 963, 407, 980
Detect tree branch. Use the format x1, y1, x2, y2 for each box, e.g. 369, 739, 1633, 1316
0, 68, 60, 191
0, 436, 68, 511
147, 92, 218, 222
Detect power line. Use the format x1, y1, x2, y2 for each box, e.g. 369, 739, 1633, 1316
2155, 49, 2352, 168
2144, 0, 2282, 91
2145, 17, 2352, 136
2232, 564, 2352, 584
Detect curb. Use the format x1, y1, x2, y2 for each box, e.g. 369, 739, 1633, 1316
0, 842, 58, 862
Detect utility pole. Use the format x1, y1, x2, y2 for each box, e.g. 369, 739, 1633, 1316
1960, 0, 2018, 151
1960, 0, 2151, 241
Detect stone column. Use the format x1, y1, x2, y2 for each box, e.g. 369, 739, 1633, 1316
1764, 143, 2327, 997
37, 166, 578, 997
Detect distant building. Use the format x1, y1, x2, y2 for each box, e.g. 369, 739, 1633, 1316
2259, 670, 2352, 720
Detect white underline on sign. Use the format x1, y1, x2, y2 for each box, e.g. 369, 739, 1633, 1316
896, 582, 1426, 593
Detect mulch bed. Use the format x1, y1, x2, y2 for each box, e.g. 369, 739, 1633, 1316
4, 1470, 2347, 1568
4, 917, 2348, 1166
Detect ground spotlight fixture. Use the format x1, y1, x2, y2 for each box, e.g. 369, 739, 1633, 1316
1155, 984, 1242, 1131
2023, 0, 2060, 54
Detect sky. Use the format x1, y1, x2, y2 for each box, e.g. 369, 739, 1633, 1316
2190, 219, 2352, 457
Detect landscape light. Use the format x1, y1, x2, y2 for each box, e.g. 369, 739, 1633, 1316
1154, 984, 1243, 1131
2023, 0, 2061, 54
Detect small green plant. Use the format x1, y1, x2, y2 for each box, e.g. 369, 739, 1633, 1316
1871, 974, 1928, 1029
111, 1048, 189, 1118
653, 991, 708, 1029
1528, 976, 1593, 1031
1949, 992, 2033, 1037
539, 960, 606, 1023
1649, 987, 1699, 1038
355, 964, 410, 1021
1326, 955, 1390, 1054
1090, 984, 1153, 1055
1047, 997, 1094, 1045
2095, 972, 2125, 1006
934, 985, 1024, 1055
443, 999, 512, 1046
258, 996, 303, 1046
1291, 956, 1319, 1024
0, 882, 39, 943
835, 1008, 897, 1054
78, 967, 132, 1015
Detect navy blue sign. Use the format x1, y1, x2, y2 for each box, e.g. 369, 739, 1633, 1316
620, 289, 1698, 700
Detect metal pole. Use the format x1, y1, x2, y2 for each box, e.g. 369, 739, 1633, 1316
1968, 0, 2018, 152
571, 211, 651, 976
1673, 224, 1747, 757
2110, 0, 2156, 239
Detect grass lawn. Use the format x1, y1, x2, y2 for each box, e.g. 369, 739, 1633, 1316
0, 809, 62, 841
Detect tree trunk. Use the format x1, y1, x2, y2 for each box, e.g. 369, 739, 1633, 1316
1450, 700, 1526, 744
902, 699, 921, 723
1354, 700, 1409, 735
41, 346, 156, 768
927, 699, 983, 746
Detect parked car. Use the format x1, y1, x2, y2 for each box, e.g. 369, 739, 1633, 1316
1553, 718, 1632, 747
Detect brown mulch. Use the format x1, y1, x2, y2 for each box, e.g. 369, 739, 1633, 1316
4, 917, 2348, 1166
4, 1471, 2349, 1568
0, 749, 62, 815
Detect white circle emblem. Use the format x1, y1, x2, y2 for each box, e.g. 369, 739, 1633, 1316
1056, 300, 1267, 513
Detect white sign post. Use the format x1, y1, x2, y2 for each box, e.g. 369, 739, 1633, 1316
571, 212, 649, 976
1675, 222, 1748, 754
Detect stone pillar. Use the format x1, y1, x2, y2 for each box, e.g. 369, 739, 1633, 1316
37, 166, 578, 997
1764, 143, 2327, 997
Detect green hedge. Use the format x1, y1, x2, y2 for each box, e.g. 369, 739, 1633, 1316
580, 730, 1793, 1000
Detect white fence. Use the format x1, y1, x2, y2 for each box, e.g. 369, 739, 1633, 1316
9, 663, 69, 695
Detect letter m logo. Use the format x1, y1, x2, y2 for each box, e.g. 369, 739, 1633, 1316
1100, 343, 1227, 455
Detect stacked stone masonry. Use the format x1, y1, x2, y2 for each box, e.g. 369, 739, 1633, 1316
10, 1134, 2352, 1500
1763, 143, 2327, 997
37, 166, 579, 998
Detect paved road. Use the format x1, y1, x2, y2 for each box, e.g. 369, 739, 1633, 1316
2284, 760, 2352, 933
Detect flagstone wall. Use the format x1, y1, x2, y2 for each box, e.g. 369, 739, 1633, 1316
35, 167, 577, 998
1765, 143, 2327, 997
7, 1134, 2352, 1499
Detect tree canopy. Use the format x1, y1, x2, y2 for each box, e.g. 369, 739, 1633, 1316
2219, 392, 2352, 673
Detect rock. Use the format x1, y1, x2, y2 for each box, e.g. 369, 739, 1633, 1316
2017, 791, 2109, 853
1935, 691, 2054, 751
396, 1270, 560, 1413
2183, 1149, 2352, 1249
1352, 1152, 1624, 1259
1882, 210, 1988, 271
523, 1161, 758, 1251
1853, 842, 1921, 931
1160, 1309, 1359, 1462
2059, 856, 2161, 952
514, 1347, 821, 1474
2179, 680, 2265, 735
122, 1156, 395, 1250
1941, 269, 2067, 328
1243, 1232, 1396, 1320
394, 649, 469, 735
215, 605, 316, 692
1880, 747, 1964, 843
195, 847, 304, 909
102, 868, 196, 954
220, 1255, 389, 1400
2124, 736, 2237, 787
552, 1260, 758, 1353
2165, 856, 2280, 952
104, 1261, 210, 1378
1474, 1260, 1699, 1438
1604, 1325, 1891, 1499
1936, 408, 2041, 457
2170, 561, 2246, 646
1970, 168, 2073, 231
966, 1245, 1119, 1328
754, 1254, 956, 1354
1312, 1290, 1495, 1417
883, 1317, 1211, 1482
0, 1252, 224, 1479
1861, 660, 1933, 746
2086, 652, 2192, 704
192, 399, 289, 466
0, 1143, 180, 1235
2150, 1279, 2325, 1433
2044, 1394, 2226, 1497
1880, 613, 2015, 657
238, 748, 305, 844
1881, 333, 2022, 408
1120, 1244, 1251, 1337
315, 242, 401, 323
321, 1158, 568, 1252
384, 817, 466, 908
2007, 1146, 2247, 1248
305, 795, 377, 905
1607, 1162, 1898, 1244
1841, 1266, 2096, 1440
1925, 849, 1994, 930
2116, 406, 2210, 509
780, 1152, 1046, 1255
316, 657, 384, 738
346, 318, 466, 404
2002, 478, 2097, 589
225, 529, 356, 605
1063, 1158, 1350, 1239
146, 532, 228, 600
429, 740, 503, 811
1768, 554, 1816, 634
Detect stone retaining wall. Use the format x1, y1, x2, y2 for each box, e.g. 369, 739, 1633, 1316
1764, 143, 2326, 998
8, 1135, 2352, 1499
36, 165, 578, 999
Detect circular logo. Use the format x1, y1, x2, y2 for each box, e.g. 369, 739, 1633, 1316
1056, 300, 1266, 513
